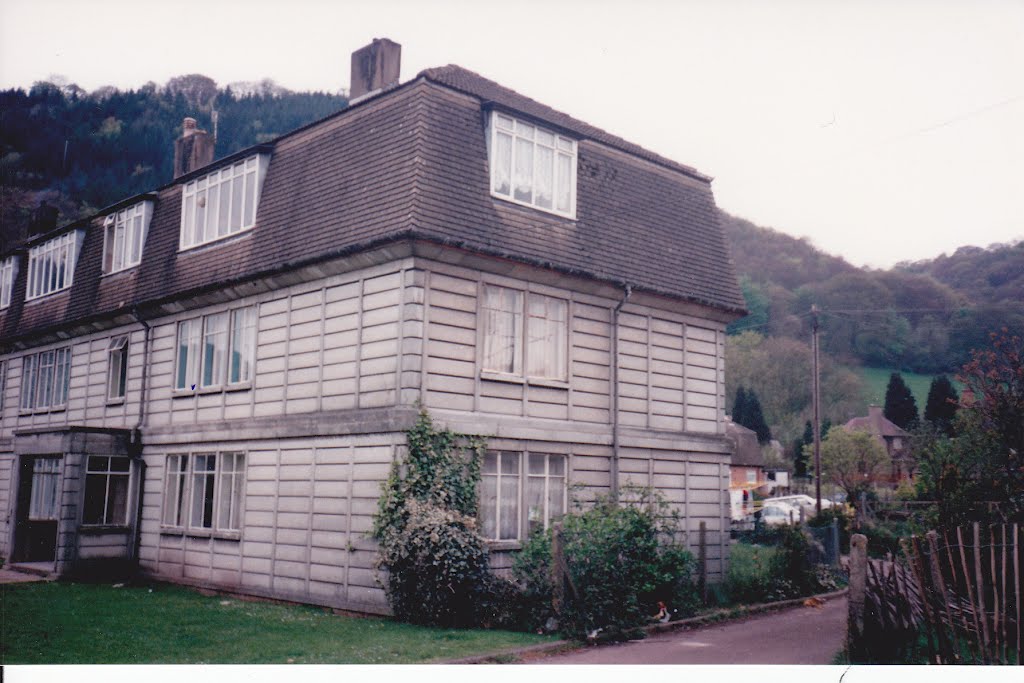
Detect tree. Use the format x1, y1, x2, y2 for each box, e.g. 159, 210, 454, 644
792, 421, 812, 478
924, 374, 959, 436
817, 429, 889, 501
731, 386, 749, 426
745, 389, 772, 444
883, 372, 918, 429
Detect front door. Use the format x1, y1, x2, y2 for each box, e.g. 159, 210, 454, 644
14, 456, 62, 563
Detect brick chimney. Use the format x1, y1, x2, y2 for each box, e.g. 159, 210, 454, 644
349, 38, 401, 103
173, 117, 215, 178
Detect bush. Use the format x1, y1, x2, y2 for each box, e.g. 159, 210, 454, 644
723, 525, 830, 605
377, 499, 493, 627
373, 411, 491, 628
808, 505, 854, 554
513, 490, 698, 641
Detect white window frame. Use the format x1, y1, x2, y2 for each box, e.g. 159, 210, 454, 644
480, 450, 567, 542
26, 231, 83, 300
481, 284, 568, 383
174, 306, 257, 392
19, 346, 72, 412
0, 255, 17, 308
82, 456, 132, 527
161, 452, 245, 536
107, 335, 129, 401
488, 112, 577, 219
179, 154, 269, 251
103, 201, 153, 273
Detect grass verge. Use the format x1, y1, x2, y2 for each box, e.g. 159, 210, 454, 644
1, 581, 550, 664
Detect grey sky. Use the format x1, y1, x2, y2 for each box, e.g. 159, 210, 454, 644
2, 0, 1021, 269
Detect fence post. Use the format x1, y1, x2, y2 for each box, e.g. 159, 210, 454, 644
699, 521, 708, 604
848, 534, 867, 657
551, 522, 564, 620
831, 518, 840, 567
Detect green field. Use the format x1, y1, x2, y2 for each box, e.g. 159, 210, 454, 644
1, 582, 550, 664
855, 366, 946, 413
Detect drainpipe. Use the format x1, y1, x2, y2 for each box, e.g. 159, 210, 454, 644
610, 283, 632, 500
130, 307, 152, 564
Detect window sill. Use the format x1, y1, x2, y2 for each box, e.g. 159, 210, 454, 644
479, 371, 568, 390
79, 524, 130, 535
18, 406, 67, 417
178, 228, 253, 254
106, 397, 126, 407
172, 382, 252, 398
486, 540, 523, 552
160, 527, 241, 541
101, 266, 140, 278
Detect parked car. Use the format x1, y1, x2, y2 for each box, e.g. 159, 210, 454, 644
758, 504, 797, 527
764, 495, 833, 517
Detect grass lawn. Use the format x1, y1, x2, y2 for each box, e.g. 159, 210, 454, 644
1, 581, 551, 664
855, 366, 939, 412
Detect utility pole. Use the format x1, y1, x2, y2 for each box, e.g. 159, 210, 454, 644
812, 304, 822, 517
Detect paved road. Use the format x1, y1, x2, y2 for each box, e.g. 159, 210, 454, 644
538, 596, 848, 665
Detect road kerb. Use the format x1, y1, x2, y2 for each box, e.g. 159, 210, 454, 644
442, 587, 850, 664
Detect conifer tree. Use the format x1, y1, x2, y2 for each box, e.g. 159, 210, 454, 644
883, 372, 919, 429
745, 389, 772, 444
924, 374, 959, 436
731, 386, 749, 426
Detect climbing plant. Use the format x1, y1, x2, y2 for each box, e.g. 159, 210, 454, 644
373, 410, 493, 627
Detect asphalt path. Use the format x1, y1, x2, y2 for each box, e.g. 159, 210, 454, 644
537, 595, 848, 665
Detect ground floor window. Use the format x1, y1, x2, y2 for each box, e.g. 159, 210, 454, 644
162, 452, 245, 534
83, 456, 131, 526
480, 451, 566, 541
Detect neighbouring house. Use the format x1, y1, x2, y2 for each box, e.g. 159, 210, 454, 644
725, 419, 767, 520
0, 39, 745, 613
843, 405, 913, 486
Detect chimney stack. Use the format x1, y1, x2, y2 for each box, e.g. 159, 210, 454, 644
173, 116, 215, 178
29, 200, 59, 237
349, 38, 401, 103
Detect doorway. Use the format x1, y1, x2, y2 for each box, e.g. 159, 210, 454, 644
13, 456, 62, 564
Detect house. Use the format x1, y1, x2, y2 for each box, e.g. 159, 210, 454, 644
843, 405, 913, 485
725, 420, 767, 520
0, 39, 745, 613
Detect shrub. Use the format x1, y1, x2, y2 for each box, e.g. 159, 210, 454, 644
808, 505, 854, 554
513, 489, 698, 641
373, 411, 491, 628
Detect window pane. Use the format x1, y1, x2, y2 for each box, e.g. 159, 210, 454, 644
499, 453, 519, 540
163, 455, 187, 526
113, 222, 125, 271
29, 458, 60, 520
527, 295, 567, 379
194, 189, 207, 245
83, 473, 107, 524
130, 214, 144, 263
480, 473, 497, 539
176, 321, 195, 389
230, 175, 244, 232
183, 193, 196, 247
493, 132, 512, 196
202, 312, 229, 387
191, 454, 216, 528
107, 472, 129, 525
526, 473, 545, 535
535, 145, 553, 209
556, 153, 572, 213
482, 286, 522, 374
243, 169, 257, 227
513, 137, 533, 203
104, 224, 115, 272
229, 307, 256, 384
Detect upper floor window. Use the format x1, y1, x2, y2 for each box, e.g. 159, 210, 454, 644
481, 285, 567, 382
107, 335, 129, 401
175, 306, 257, 391
26, 231, 83, 300
103, 201, 153, 273
20, 346, 72, 411
1, 255, 17, 308
489, 113, 577, 218
180, 154, 269, 250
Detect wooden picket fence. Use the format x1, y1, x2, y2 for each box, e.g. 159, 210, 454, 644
850, 523, 1022, 664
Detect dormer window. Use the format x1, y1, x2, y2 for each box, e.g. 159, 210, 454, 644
26, 231, 84, 301
180, 154, 269, 250
0, 256, 16, 308
489, 113, 577, 218
103, 200, 153, 273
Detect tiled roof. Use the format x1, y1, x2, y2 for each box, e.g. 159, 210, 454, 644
726, 420, 763, 468
844, 407, 909, 438
2, 65, 745, 345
